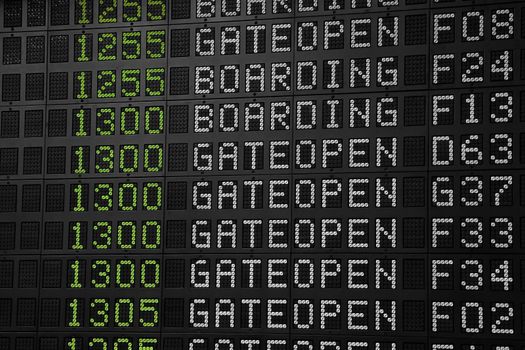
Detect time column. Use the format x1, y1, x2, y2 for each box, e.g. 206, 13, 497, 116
39, 1, 168, 350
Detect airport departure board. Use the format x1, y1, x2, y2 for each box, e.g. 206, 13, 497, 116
0, 0, 525, 349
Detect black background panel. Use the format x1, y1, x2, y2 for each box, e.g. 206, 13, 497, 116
0, 1, 524, 349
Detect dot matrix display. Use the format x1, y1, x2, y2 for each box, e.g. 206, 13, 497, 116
0, 0, 525, 349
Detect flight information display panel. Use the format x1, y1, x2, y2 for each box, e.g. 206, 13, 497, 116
0, 0, 524, 349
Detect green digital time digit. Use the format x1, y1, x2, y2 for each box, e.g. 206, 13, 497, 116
67, 298, 82, 327
68, 260, 84, 288
72, 146, 86, 174
117, 221, 137, 249
121, 69, 141, 97
114, 337, 133, 349
115, 299, 134, 326
142, 221, 161, 249
74, 34, 92, 62
144, 106, 164, 134
145, 68, 165, 96
91, 259, 110, 288
92, 222, 112, 249
119, 144, 139, 173
73, 108, 91, 137
122, 31, 141, 60
139, 338, 158, 349
146, 30, 165, 59
116, 259, 135, 288
95, 145, 114, 174
97, 70, 117, 98
96, 108, 116, 135
69, 221, 87, 250
94, 183, 113, 211
71, 184, 88, 212
119, 182, 138, 211
66, 337, 82, 350
120, 107, 140, 135
141, 259, 160, 288
139, 299, 159, 327
123, 0, 141, 22
88, 338, 108, 350
144, 144, 163, 172
74, 71, 92, 100
147, 0, 166, 21
89, 299, 110, 327
97, 33, 117, 61
98, 0, 117, 23
71, 146, 90, 174
75, 0, 93, 24
143, 183, 162, 211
